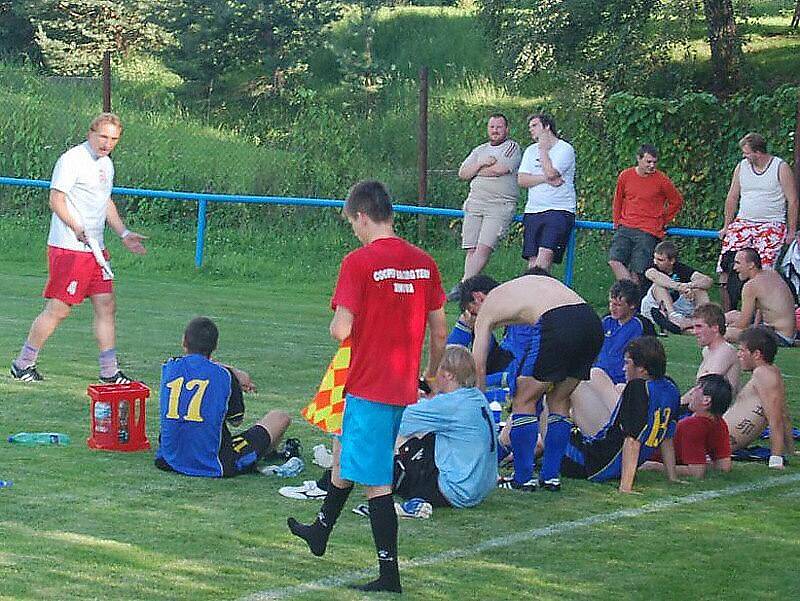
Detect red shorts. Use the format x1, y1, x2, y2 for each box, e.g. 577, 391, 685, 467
717, 218, 786, 271
43, 246, 113, 305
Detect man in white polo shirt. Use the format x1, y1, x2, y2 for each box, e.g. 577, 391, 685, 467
518, 113, 577, 271
10, 113, 146, 383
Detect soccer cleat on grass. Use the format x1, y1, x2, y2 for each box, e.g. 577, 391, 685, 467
99, 370, 134, 384
352, 503, 370, 518
349, 578, 402, 594
497, 476, 538, 492
650, 308, 682, 335
279, 480, 328, 500
445, 284, 462, 302
10, 362, 44, 382
394, 498, 433, 519
266, 437, 303, 462
539, 477, 562, 492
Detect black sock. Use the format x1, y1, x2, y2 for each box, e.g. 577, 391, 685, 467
287, 482, 351, 556
351, 494, 401, 593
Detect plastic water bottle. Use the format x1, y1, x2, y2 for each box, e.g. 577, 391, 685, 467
0, 480, 13, 488
118, 400, 129, 443
8, 432, 71, 445
94, 401, 111, 433
489, 401, 503, 424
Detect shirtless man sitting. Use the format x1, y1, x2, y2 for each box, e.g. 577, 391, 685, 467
681, 303, 740, 405
725, 248, 797, 346
724, 326, 795, 469
472, 267, 604, 491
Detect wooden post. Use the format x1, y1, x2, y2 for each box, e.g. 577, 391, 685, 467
102, 51, 111, 113
417, 66, 428, 240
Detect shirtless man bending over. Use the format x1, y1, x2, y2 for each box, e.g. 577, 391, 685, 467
725, 248, 797, 346
724, 326, 794, 469
472, 268, 604, 491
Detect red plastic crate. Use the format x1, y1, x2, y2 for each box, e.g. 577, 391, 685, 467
87, 382, 151, 452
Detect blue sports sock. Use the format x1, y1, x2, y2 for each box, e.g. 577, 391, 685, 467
99, 348, 119, 378
510, 413, 538, 484
15, 340, 39, 369
540, 414, 572, 482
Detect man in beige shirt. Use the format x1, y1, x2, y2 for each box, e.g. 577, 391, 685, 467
449, 114, 521, 300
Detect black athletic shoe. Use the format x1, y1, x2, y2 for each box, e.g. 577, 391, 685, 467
497, 476, 538, 492
650, 308, 682, 335
265, 437, 302, 462
10, 362, 44, 382
349, 578, 402, 594
539, 477, 562, 492
99, 371, 133, 384
446, 284, 462, 302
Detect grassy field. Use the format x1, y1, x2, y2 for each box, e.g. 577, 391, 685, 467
1, 229, 798, 601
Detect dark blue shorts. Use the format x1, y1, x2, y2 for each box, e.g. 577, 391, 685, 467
522, 210, 575, 263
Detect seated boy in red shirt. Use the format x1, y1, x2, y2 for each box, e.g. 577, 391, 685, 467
642, 373, 733, 478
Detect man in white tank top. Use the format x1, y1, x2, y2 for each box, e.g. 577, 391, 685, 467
717, 132, 798, 309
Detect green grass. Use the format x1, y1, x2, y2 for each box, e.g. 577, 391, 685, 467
1, 230, 799, 600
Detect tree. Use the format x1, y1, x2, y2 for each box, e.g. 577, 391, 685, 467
21, 0, 170, 75
0, 1, 43, 65
476, 0, 690, 94
702, 0, 743, 95
156, 0, 339, 102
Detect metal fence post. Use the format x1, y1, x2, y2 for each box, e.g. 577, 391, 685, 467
195, 198, 207, 268
563, 227, 578, 287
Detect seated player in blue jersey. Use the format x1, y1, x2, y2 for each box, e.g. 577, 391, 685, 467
562, 336, 680, 493
155, 317, 291, 478
594, 279, 655, 384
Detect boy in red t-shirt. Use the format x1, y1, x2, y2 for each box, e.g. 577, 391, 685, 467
643, 373, 733, 478
287, 180, 447, 593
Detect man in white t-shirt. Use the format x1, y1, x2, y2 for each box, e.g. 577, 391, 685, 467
518, 113, 576, 271
10, 113, 147, 383
448, 113, 521, 300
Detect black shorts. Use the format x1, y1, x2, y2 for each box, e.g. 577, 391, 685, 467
608, 225, 659, 274
219, 424, 272, 477
393, 433, 451, 507
522, 210, 575, 263
518, 303, 604, 383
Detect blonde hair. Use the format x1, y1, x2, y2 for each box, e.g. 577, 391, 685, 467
439, 344, 477, 388
90, 113, 123, 134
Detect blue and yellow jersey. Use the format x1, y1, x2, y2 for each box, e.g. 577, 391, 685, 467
566, 377, 680, 482
155, 354, 244, 477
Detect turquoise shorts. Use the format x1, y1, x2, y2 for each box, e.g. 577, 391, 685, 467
339, 394, 405, 486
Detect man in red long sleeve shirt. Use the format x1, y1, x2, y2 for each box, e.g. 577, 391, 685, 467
608, 144, 683, 290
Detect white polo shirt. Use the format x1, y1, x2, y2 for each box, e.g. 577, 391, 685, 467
519, 139, 576, 214
47, 141, 114, 251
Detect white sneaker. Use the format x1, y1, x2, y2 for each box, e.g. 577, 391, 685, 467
278, 480, 327, 500
312, 444, 334, 469
395, 498, 433, 519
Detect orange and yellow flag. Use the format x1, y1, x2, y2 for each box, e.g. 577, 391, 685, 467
301, 337, 351, 435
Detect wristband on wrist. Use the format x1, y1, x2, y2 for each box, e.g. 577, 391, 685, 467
768, 455, 784, 468
120, 229, 131, 239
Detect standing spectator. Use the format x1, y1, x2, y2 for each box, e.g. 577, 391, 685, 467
10, 113, 147, 383
518, 113, 576, 271
608, 144, 683, 289
448, 114, 521, 300
287, 180, 447, 594
717, 132, 798, 310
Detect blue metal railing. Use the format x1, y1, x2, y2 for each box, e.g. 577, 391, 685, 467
0, 176, 719, 285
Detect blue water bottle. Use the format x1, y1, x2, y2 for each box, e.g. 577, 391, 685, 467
8, 432, 71, 445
